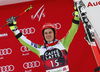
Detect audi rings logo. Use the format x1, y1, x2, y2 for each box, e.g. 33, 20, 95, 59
23, 61, 40, 69
19, 27, 35, 35
0, 65, 15, 72
0, 48, 12, 56
21, 46, 30, 52
54, 23, 61, 30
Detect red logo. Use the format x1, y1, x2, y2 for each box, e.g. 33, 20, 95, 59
87, 1, 100, 7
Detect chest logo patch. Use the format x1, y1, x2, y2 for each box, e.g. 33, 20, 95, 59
43, 48, 63, 60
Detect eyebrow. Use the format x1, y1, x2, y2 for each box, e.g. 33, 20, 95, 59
44, 31, 52, 33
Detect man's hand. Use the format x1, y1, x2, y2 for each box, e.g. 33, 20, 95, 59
7, 16, 17, 31
73, 2, 79, 17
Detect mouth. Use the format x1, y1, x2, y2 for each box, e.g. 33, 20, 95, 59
46, 37, 51, 39
45, 36, 53, 41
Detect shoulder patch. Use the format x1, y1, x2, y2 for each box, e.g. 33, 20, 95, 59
31, 42, 41, 48
31, 42, 38, 48
38, 45, 41, 48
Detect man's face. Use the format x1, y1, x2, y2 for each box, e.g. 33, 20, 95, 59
44, 28, 54, 42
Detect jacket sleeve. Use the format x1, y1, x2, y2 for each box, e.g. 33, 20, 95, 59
13, 29, 40, 57
61, 17, 80, 52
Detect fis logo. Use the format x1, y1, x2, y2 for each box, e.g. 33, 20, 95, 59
23, 61, 40, 69
0, 65, 15, 72
31, 5, 45, 21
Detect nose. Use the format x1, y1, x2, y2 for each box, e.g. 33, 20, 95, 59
47, 33, 51, 37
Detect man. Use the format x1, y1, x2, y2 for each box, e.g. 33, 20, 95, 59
7, 5, 80, 72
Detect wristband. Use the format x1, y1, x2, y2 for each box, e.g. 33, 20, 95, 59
72, 19, 80, 25
15, 32, 22, 39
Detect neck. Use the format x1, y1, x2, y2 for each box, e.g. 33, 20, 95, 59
47, 41, 54, 44
44, 39, 58, 47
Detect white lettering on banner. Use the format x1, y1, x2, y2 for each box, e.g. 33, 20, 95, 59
22, 53, 30, 56
19, 27, 35, 35
0, 48, 12, 56
23, 61, 40, 69
31, 5, 45, 21
87, 1, 100, 7
0, 57, 3, 59
0, 33, 8, 37
54, 23, 61, 30
0, 65, 15, 72
25, 69, 32, 72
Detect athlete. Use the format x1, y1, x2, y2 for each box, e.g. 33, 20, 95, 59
7, 5, 80, 72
